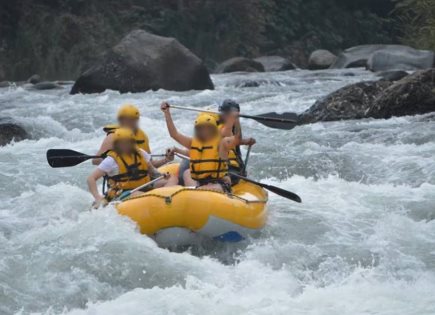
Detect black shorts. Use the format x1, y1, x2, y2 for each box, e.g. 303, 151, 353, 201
229, 165, 242, 185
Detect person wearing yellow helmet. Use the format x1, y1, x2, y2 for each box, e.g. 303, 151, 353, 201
93, 104, 151, 165
87, 128, 177, 208
93, 103, 172, 168
161, 101, 241, 193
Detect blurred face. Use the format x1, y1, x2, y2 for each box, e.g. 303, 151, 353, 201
114, 139, 135, 154
220, 109, 239, 123
118, 117, 139, 130
195, 124, 217, 142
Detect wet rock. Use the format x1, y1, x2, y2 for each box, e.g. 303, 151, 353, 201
367, 47, 434, 72
71, 30, 214, 94
236, 80, 260, 88
215, 57, 264, 73
233, 79, 282, 88
377, 70, 409, 82
54, 80, 75, 85
253, 56, 295, 72
368, 69, 435, 118
0, 81, 11, 88
30, 82, 63, 90
0, 118, 29, 146
331, 45, 435, 71
27, 74, 41, 84
308, 50, 337, 70
298, 81, 392, 124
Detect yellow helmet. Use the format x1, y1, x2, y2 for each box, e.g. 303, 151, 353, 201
112, 128, 135, 142
194, 113, 218, 128
117, 104, 140, 120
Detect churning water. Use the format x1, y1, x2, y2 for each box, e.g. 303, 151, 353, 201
0, 69, 434, 315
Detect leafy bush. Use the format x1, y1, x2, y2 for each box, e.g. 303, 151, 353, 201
0, 0, 396, 80
393, 0, 435, 50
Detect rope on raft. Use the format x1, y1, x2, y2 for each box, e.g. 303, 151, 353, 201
117, 186, 268, 204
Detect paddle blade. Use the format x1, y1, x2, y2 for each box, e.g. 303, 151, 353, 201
46, 149, 93, 168
231, 173, 302, 203
262, 183, 302, 203
252, 112, 298, 130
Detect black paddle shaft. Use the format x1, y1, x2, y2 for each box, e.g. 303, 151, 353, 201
169, 105, 298, 130
230, 172, 302, 203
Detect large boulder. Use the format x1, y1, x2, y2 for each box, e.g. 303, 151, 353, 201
308, 50, 337, 70
27, 74, 41, 84
70, 30, 214, 94
368, 69, 435, 118
298, 69, 435, 124
215, 57, 264, 73
367, 47, 434, 72
0, 118, 29, 146
233, 79, 282, 88
331, 45, 435, 71
376, 70, 409, 82
298, 81, 392, 124
253, 56, 295, 72
30, 81, 63, 90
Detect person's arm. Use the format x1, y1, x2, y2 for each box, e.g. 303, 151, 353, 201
161, 102, 192, 148
240, 137, 256, 146
147, 160, 165, 178
152, 157, 169, 168
219, 116, 242, 159
220, 122, 233, 137
172, 146, 189, 157
232, 116, 242, 146
140, 148, 173, 168
92, 134, 114, 165
87, 168, 106, 201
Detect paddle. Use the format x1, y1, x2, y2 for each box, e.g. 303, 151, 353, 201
174, 153, 301, 203
118, 175, 165, 200
47, 149, 165, 168
169, 105, 298, 130
242, 145, 252, 176
229, 173, 302, 203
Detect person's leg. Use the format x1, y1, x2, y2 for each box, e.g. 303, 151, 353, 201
153, 174, 178, 188
163, 175, 178, 187
178, 159, 190, 186
183, 169, 198, 187
197, 183, 224, 193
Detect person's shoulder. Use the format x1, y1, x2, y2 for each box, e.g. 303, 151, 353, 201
98, 155, 116, 171
103, 133, 115, 144
137, 128, 148, 137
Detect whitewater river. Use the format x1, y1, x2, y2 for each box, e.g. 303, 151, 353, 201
1, 69, 435, 315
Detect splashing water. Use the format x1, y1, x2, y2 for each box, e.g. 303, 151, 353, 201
1, 69, 435, 315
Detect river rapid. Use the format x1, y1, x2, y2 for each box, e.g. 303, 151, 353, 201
0, 69, 434, 315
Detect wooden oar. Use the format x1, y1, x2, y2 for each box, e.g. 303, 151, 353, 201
174, 153, 301, 203
169, 105, 298, 130
47, 149, 165, 168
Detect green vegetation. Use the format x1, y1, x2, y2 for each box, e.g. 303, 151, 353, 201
0, 0, 397, 80
394, 0, 435, 51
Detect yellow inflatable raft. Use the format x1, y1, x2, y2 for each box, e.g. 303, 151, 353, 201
115, 164, 268, 246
